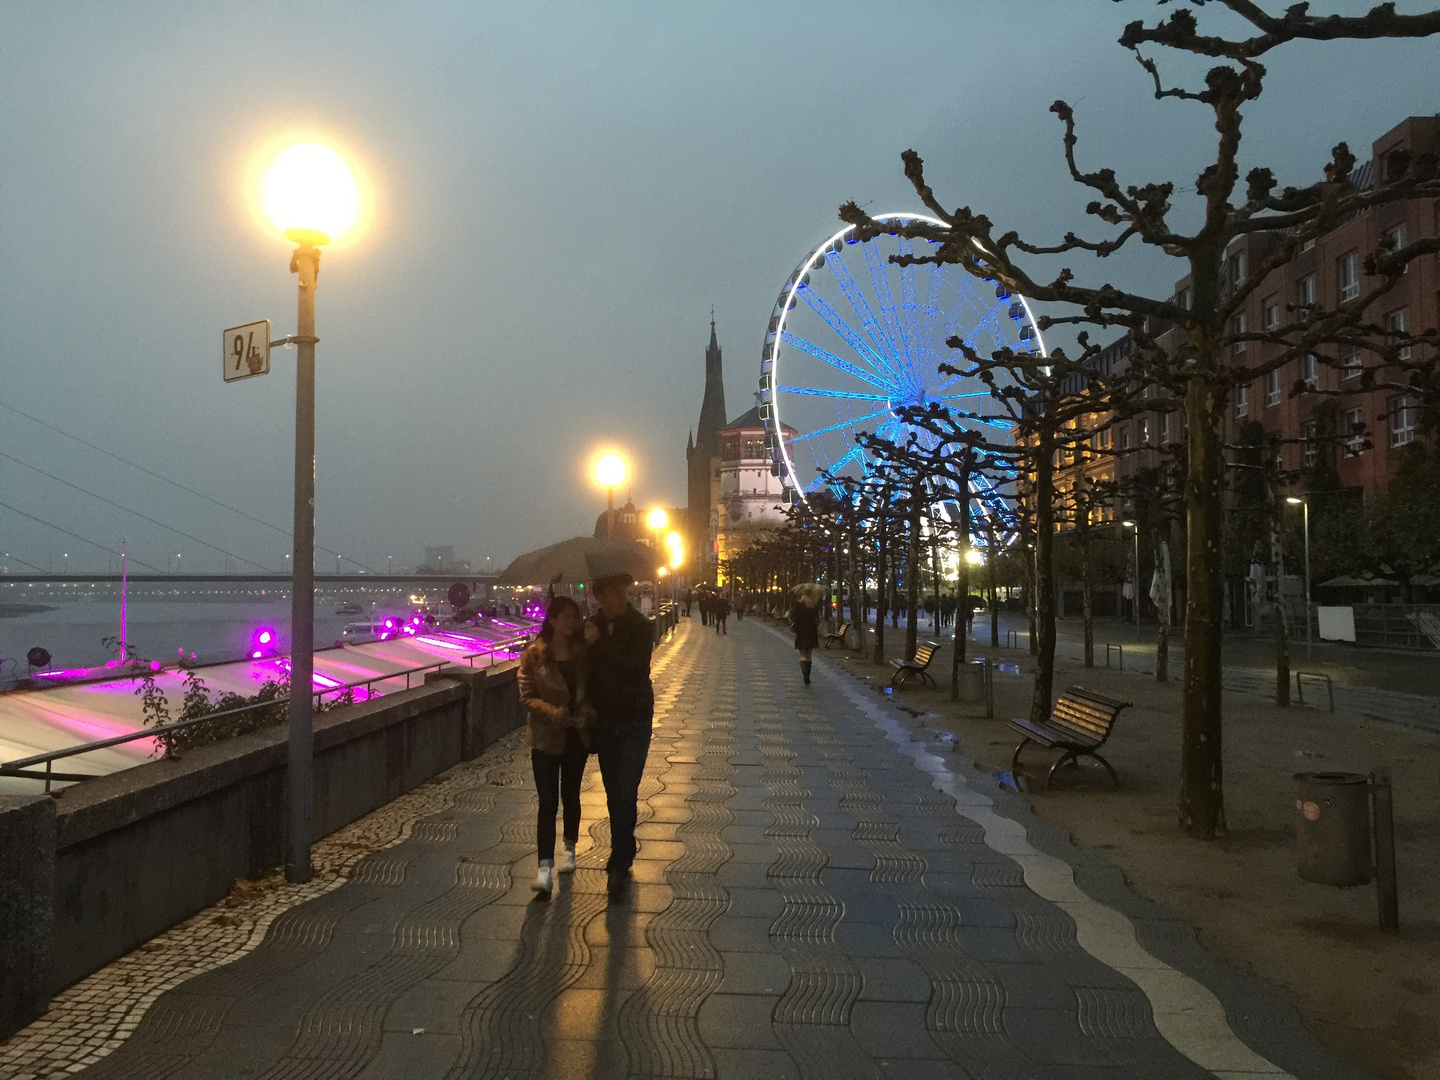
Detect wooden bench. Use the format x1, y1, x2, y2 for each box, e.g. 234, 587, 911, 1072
890, 641, 941, 688
1009, 686, 1131, 791
823, 621, 851, 649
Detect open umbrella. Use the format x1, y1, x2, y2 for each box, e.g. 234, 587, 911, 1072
496, 537, 657, 587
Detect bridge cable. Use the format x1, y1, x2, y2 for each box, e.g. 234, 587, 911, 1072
0, 451, 272, 572
0, 399, 379, 572
0, 500, 166, 572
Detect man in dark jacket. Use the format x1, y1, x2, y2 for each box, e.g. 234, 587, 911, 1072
584, 573, 654, 897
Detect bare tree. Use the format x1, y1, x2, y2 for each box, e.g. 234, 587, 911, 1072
840, 2, 1440, 838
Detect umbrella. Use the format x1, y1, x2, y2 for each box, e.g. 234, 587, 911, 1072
496, 537, 658, 587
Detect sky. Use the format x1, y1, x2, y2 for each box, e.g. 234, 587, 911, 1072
1, 1, 1436, 574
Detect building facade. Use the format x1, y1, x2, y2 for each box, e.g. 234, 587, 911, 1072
714, 405, 795, 575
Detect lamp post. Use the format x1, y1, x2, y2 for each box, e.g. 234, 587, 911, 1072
1287, 496, 1312, 660
1122, 520, 1140, 641
595, 454, 627, 539
647, 508, 668, 613
261, 140, 360, 884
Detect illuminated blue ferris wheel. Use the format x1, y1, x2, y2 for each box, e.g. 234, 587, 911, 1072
759, 212, 1046, 532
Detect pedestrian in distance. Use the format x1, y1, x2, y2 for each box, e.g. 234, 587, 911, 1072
584, 573, 655, 899
698, 590, 711, 626
714, 593, 730, 635
790, 583, 822, 685
517, 595, 594, 896
683, 589, 694, 618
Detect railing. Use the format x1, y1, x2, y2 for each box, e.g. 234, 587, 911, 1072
1, 633, 535, 793
1104, 643, 1124, 670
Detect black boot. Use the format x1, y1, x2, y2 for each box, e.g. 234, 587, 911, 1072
801, 660, 812, 685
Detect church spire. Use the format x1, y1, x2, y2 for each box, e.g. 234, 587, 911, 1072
695, 316, 726, 455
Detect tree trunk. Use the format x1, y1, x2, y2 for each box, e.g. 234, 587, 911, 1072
987, 513, 1000, 647
1271, 479, 1290, 706
847, 521, 863, 653
931, 531, 942, 635
1080, 518, 1094, 668
873, 509, 888, 665
905, 486, 922, 658
1156, 535, 1170, 683
1180, 377, 1227, 839
1029, 428, 1057, 724
951, 488, 971, 700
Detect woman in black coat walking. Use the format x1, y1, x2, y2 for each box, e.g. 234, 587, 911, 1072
789, 584, 822, 685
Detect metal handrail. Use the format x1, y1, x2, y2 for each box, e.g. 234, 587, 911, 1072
1104, 643, 1124, 670
1, 634, 534, 791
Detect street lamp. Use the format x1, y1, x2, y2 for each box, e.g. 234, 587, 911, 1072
1287, 496, 1312, 660
261, 140, 359, 884
594, 454, 627, 539
1122, 520, 1140, 641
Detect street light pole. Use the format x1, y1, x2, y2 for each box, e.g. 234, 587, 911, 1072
1122, 520, 1140, 641
1288, 496, 1312, 661
287, 238, 320, 885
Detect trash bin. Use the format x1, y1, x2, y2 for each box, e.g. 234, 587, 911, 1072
1294, 772, 1372, 887
956, 660, 988, 703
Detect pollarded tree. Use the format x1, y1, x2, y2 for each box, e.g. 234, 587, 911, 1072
841, 2, 1440, 838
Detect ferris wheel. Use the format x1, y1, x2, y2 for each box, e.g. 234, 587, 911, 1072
759, 212, 1046, 535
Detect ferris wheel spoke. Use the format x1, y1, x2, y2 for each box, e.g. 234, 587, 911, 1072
777, 386, 890, 401
863, 244, 911, 387
798, 285, 901, 385
778, 331, 890, 392
826, 254, 901, 376
897, 239, 922, 379
784, 407, 891, 445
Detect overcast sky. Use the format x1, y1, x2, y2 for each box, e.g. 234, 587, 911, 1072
1, 1, 1435, 574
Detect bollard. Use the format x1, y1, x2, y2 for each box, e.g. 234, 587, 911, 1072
1372, 767, 1399, 931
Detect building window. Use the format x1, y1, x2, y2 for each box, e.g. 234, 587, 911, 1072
1225, 251, 1247, 294
1265, 368, 1282, 408
1345, 409, 1365, 456
1174, 286, 1191, 310
1161, 412, 1171, 443
1120, 426, 1131, 450
1338, 250, 1360, 302
1383, 221, 1408, 257
1296, 273, 1317, 308
1387, 308, 1412, 360
1298, 237, 1316, 253
1235, 386, 1249, 419
1263, 295, 1281, 331
1230, 311, 1247, 354
1140, 418, 1150, 444
1302, 420, 1318, 470
1341, 345, 1363, 382
1302, 353, 1320, 391
1390, 395, 1418, 447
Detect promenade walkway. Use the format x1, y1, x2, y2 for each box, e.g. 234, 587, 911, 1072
9, 618, 1363, 1080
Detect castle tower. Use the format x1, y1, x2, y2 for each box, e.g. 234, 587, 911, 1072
686, 316, 726, 582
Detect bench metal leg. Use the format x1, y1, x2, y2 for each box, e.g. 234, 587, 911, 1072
1088, 750, 1119, 789
1011, 736, 1033, 774
1044, 751, 1078, 791
890, 670, 908, 688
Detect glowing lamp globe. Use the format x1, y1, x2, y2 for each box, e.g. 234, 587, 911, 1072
647, 508, 668, 530
664, 531, 681, 551
594, 454, 626, 489
262, 143, 359, 246
965, 549, 984, 566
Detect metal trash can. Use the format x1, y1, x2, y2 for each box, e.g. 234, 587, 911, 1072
1294, 772, 1372, 886
955, 661, 987, 703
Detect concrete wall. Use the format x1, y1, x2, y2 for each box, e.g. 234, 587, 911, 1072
0, 661, 521, 1039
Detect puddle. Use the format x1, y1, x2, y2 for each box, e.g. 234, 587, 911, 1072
992, 768, 1020, 791
995, 663, 1020, 676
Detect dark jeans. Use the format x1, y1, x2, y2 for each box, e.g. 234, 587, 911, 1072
595, 724, 652, 872
715, 616, 727, 634
531, 732, 587, 861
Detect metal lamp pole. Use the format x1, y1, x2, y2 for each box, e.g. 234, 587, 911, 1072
1289, 497, 1312, 661
1122, 520, 1140, 641
287, 237, 321, 884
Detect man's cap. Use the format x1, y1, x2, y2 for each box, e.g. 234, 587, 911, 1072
592, 572, 634, 590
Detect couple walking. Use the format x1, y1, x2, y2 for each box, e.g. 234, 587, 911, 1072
516, 573, 653, 899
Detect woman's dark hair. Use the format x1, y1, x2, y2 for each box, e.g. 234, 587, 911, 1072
538, 595, 582, 643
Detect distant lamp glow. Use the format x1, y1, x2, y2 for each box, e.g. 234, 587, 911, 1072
647, 508, 668, 530
658, 566, 668, 578
262, 143, 359, 246
1121, 520, 1136, 527
1286, 496, 1304, 505
594, 454, 627, 489
965, 549, 984, 566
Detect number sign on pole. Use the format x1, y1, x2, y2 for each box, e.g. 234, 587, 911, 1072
222, 319, 272, 382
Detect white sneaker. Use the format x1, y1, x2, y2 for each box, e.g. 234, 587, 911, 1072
532, 861, 553, 894
557, 845, 577, 874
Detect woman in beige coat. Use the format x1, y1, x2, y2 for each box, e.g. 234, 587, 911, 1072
517, 595, 594, 894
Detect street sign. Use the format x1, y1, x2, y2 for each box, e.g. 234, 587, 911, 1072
223, 319, 271, 382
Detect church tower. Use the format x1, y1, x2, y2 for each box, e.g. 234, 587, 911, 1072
686, 315, 726, 582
